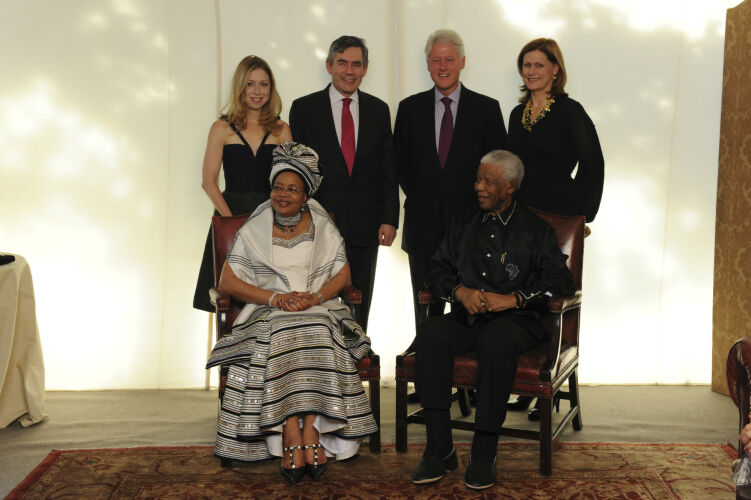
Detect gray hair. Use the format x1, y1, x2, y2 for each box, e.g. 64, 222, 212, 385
327, 35, 369, 66
424, 29, 465, 60
480, 150, 524, 189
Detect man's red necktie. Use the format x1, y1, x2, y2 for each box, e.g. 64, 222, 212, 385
341, 97, 355, 175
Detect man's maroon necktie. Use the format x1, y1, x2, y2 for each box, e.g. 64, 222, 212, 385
341, 97, 355, 175
438, 96, 453, 168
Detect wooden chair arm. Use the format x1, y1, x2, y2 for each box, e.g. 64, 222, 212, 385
209, 287, 229, 310
210, 287, 232, 338
540, 291, 582, 380
546, 291, 582, 314
212, 285, 364, 338
340, 285, 362, 305
419, 289, 582, 314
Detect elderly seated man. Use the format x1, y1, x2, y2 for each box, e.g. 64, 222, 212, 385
411, 149, 576, 490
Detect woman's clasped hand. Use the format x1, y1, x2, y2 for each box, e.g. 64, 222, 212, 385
270, 291, 322, 311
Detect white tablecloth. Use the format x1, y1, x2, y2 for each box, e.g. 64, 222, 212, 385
0, 254, 47, 427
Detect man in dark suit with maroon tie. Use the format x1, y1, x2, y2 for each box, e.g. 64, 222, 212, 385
394, 29, 507, 330
289, 35, 399, 331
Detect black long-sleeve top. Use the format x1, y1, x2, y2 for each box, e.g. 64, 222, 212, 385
507, 95, 604, 223
425, 202, 576, 339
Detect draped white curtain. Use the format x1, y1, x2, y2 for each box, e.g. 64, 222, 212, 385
0, 0, 735, 389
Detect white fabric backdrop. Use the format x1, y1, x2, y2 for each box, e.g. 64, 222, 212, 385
0, 0, 735, 389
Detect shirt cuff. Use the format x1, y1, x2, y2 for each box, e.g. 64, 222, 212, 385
448, 283, 464, 303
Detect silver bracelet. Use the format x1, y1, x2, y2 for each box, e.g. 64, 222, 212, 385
313, 292, 324, 304
268, 292, 278, 306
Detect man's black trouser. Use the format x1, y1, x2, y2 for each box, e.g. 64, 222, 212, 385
414, 311, 539, 432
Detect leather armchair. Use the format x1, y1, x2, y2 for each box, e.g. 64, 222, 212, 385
727, 337, 751, 458
395, 208, 585, 475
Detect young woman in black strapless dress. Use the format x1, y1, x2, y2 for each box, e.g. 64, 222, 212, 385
193, 55, 292, 312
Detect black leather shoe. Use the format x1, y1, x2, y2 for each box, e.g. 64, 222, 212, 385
281, 445, 306, 484
304, 443, 327, 481
465, 457, 497, 490
412, 447, 458, 484
508, 395, 534, 411
528, 406, 541, 421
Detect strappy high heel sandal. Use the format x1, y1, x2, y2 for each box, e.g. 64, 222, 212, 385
281, 445, 306, 484
304, 443, 327, 480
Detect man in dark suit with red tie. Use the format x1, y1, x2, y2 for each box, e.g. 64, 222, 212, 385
394, 29, 507, 330
289, 35, 399, 331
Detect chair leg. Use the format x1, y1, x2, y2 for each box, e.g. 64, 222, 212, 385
396, 378, 409, 452
569, 370, 583, 431
539, 397, 553, 475
369, 380, 381, 453
458, 389, 472, 417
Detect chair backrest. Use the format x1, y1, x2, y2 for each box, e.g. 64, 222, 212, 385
529, 208, 585, 349
727, 337, 751, 411
529, 208, 585, 290
211, 213, 252, 330
727, 337, 751, 458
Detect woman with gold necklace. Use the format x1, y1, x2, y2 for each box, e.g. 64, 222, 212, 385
507, 38, 604, 225
506, 38, 604, 416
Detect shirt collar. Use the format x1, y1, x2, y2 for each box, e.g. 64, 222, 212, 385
434, 82, 462, 104
329, 84, 359, 105
481, 200, 517, 224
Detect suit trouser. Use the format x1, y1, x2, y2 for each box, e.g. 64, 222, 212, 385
414, 311, 539, 432
345, 242, 378, 332
407, 254, 446, 331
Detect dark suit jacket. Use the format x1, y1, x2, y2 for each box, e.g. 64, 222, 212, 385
394, 85, 507, 257
289, 86, 399, 247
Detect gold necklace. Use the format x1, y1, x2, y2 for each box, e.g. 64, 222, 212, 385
521, 97, 555, 131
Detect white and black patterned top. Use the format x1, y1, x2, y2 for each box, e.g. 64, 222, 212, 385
227, 199, 347, 326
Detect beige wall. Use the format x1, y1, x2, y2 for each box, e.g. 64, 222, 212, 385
0, 0, 738, 389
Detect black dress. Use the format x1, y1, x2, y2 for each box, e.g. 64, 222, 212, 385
507, 95, 604, 223
192, 125, 275, 312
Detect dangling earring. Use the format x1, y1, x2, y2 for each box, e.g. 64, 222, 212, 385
553, 74, 557, 80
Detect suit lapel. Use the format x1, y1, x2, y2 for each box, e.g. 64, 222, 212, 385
420, 89, 440, 164
444, 85, 475, 169
352, 92, 371, 172
452, 86, 473, 147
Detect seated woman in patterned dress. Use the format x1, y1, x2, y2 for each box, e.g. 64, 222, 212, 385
206, 142, 377, 484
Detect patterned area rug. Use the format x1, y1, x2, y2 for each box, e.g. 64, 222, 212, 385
6, 442, 736, 499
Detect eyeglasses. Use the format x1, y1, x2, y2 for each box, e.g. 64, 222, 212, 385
271, 185, 304, 195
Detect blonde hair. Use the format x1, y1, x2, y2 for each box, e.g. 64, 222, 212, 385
222, 55, 282, 133
517, 38, 568, 104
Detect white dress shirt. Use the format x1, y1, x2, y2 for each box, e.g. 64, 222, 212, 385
434, 83, 462, 151
329, 85, 360, 147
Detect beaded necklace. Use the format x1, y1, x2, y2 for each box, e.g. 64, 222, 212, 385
521, 96, 555, 131
273, 211, 302, 234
